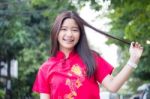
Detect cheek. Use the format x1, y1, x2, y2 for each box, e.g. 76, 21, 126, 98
76, 33, 80, 41
58, 33, 63, 41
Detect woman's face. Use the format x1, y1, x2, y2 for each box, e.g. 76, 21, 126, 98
58, 18, 80, 52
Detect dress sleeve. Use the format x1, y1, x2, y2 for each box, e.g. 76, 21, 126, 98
32, 63, 50, 94
94, 54, 114, 83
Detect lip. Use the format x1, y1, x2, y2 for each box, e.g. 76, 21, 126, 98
63, 38, 74, 42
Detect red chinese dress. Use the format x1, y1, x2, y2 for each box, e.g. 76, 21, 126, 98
32, 51, 113, 99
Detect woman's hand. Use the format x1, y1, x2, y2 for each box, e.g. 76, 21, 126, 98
129, 42, 143, 64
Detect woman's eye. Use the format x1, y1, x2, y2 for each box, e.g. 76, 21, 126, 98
72, 29, 79, 32
61, 28, 67, 31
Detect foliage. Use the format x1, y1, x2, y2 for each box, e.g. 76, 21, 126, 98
77, 0, 150, 92
106, 0, 150, 92
0, 0, 75, 98
108, 0, 150, 81
1, 0, 149, 98
0, 89, 5, 99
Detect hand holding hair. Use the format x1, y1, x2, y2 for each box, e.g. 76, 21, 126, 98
127, 42, 144, 68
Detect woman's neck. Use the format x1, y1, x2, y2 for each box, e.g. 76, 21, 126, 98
60, 49, 74, 59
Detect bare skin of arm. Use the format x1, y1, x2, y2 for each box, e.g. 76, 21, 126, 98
40, 93, 50, 99
102, 42, 143, 92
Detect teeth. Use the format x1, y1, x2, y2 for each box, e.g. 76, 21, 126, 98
63, 39, 73, 42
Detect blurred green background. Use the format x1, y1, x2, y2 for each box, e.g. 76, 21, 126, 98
0, 0, 150, 99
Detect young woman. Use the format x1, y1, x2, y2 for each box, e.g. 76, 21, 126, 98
32, 11, 143, 99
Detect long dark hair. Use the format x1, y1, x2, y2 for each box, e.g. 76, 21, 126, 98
50, 10, 130, 77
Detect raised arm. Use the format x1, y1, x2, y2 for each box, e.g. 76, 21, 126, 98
102, 42, 143, 92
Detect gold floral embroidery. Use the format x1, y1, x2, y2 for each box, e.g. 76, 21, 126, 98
75, 79, 82, 88
66, 78, 82, 89
64, 64, 85, 99
72, 91, 77, 96
64, 91, 77, 99
71, 64, 82, 76
66, 79, 71, 86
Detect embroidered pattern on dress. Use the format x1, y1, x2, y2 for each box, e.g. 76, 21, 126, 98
71, 64, 82, 76
64, 64, 85, 99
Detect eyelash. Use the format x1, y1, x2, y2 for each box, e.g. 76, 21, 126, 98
60, 28, 79, 32
72, 29, 78, 32
61, 28, 67, 31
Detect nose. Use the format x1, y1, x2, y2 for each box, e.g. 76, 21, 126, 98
66, 30, 73, 37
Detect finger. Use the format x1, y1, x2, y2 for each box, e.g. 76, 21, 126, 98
139, 45, 143, 49
135, 42, 139, 47
135, 43, 143, 49
137, 43, 142, 48
140, 47, 144, 50
135, 42, 143, 48
131, 42, 135, 47
138, 44, 142, 48
136, 42, 140, 47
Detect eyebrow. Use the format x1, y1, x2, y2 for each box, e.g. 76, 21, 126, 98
61, 26, 79, 29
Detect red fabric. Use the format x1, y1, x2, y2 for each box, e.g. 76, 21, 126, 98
32, 51, 114, 99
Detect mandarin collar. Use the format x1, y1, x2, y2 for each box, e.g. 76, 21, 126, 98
56, 50, 76, 59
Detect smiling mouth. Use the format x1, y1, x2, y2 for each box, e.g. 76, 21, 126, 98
63, 38, 74, 43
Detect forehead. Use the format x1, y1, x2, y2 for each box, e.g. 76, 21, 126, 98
61, 18, 78, 27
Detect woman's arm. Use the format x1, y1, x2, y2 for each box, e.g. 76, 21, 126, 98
102, 42, 143, 92
40, 93, 50, 99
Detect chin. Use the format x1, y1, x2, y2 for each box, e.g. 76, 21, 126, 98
65, 46, 74, 50
62, 45, 74, 51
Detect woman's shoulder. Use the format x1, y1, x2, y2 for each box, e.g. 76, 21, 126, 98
91, 50, 101, 58
91, 50, 106, 63
39, 56, 57, 71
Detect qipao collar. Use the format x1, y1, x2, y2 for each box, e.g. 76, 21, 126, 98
55, 50, 77, 60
